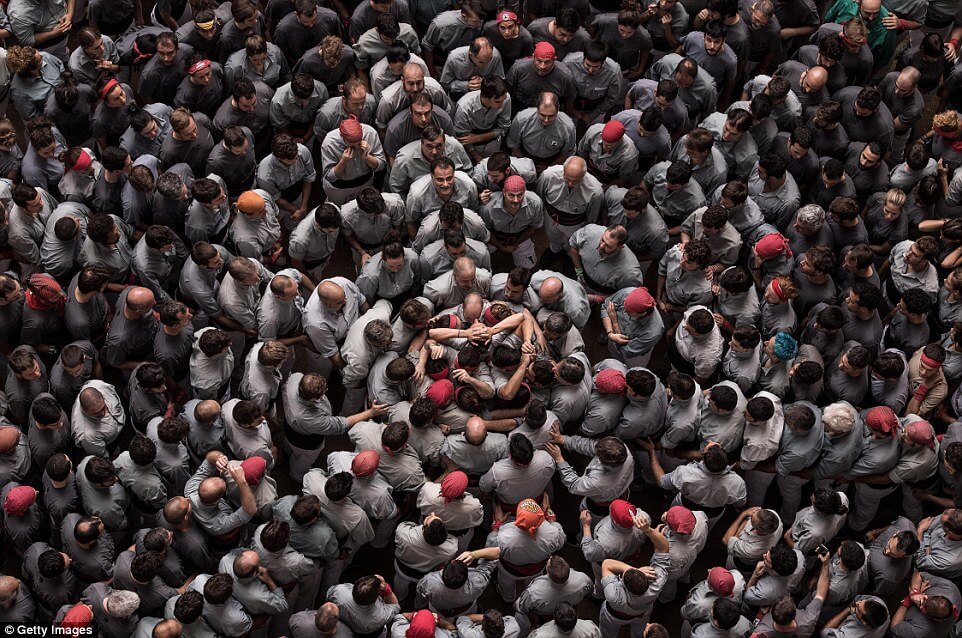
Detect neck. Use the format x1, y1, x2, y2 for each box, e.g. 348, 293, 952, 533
75, 288, 95, 302
163, 324, 182, 336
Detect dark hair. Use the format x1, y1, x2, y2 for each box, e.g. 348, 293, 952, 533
203, 573, 234, 604
710, 385, 738, 411
812, 487, 847, 515
768, 544, 799, 576
509, 433, 534, 465
324, 472, 354, 501
441, 560, 468, 588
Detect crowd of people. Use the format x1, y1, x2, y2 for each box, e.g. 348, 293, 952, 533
4, 0, 962, 636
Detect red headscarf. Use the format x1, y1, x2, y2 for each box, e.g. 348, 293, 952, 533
515, 499, 545, 536
865, 406, 898, 437
339, 115, 363, 144
406, 610, 437, 638
25, 274, 65, 316
608, 499, 637, 528
440, 471, 468, 503
624, 287, 655, 314
754, 233, 792, 261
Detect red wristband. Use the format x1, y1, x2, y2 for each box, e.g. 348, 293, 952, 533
379, 583, 393, 597
951, 38, 960, 47
898, 18, 908, 29
901, 596, 914, 608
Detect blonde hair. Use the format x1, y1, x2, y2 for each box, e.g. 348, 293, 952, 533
884, 188, 906, 209
934, 110, 961, 132
6, 45, 39, 75
842, 18, 867, 45
320, 35, 343, 68
773, 275, 798, 300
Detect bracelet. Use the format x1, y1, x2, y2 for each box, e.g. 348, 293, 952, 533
951, 38, 960, 47
901, 596, 914, 608
898, 18, 908, 29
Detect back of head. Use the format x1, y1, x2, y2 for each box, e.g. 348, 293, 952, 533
553, 602, 578, 633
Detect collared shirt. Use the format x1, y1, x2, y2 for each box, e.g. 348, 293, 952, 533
388, 136, 472, 197
77, 455, 131, 529
67, 35, 120, 86
748, 169, 802, 229
791, 492, 849, 554
644, 161, 706, 226
557, 435, 634, 501
228, 189, 281, 258
238, 344, 284, 412
256, 144, 317, 198
516, 570, 594, 616
339, 194, 405, 247
269, 80, 328, 130
421, 9, 480, 55
530, 270, 591, 329
375, 77, 453, 130
319, 123, 385, 184
506, 107, 577, 159
505, 60, 577, 111
289, 212, 338, 266
453, 90, 511, 138
647, 53, 718, 120
71, 379, 125, 457
577, 123, 639, 180
479, 191, 544, 240
440, 45, 505, 96
419, 238, 489, 281
383, 106, 455, 158
8, 0, 65, 46
257, 269, 305, 340
569, 224, 643, 292
406, 171, 479, 224
121, 103, 172, 161
225, 43, 290, 90
349, 420, 425, 492
727, 512, 782, 565
563, 52, 623, 115
302, 470, 375, 548
537, 165, 604, 223
303, 276, 366, 356
660, 460, 748, 509
313, 95, 377, 140
412, 208, 490, 250
339, 300, 393, 387
658, 246, 713, 308
9, 189, 55, 264
212, 83, 276, 137
353, 24, 421, 70
889, 239, 939, 296
479, 452, 555, 505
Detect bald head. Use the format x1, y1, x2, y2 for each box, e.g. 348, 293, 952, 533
233, 550, 260, 578
153, 619, 183, 638
315, 602, 340, 632
465, 416, 487, 445
402, 63, 424, 82
803, 65, 828, 92
127, 286, 156, 311
563, 156, 587, 185
163, 496, 190, 524
318, 280, 346, 310
896, 67, 920, 95
0, 577, 19, 604
79, 387, 106, 417
198, 477, 226, 504
539, 277, 564, 303
463, 293, 483, 321
859, 0, 881, 14
453, 257, 477, 290
195, 400, 221, 423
